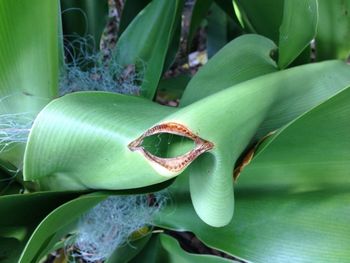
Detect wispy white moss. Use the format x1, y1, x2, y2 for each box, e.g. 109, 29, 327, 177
0, 111, 32, 153
59, 36, 143, 96
73, 192, 167, 262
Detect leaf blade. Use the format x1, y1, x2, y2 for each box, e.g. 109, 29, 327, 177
278, 0, 318, 68
114, 0, 184, 99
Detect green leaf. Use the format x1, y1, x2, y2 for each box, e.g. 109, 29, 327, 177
156, 87, 350, 262
0, 0, 59, 166
0, 0, 59, 113
114, 0, 184, 99
119, 0, 151, 35
171, 61, 350, 227
19, 192, 108, 263
157, 171, 350, 262
180, 34, 278, 106
215, 0, 240, 23
207, 3, 231, 58
278, 0, 318, 68
316, 0, 350, 60
23, 93, 177, 191
60, 0, 108, 50
206, 1, 243, 58
24, 34, 278, 195
0, 191, 78, 227
239, 86, 350, 191
0, 191, 79, 262
130, 234, 234, 263
255, 61, 350, 137
159, 234, 236, 263
234, 0, 318, 68
235, 0, 284, 43
24, 60, 350, 228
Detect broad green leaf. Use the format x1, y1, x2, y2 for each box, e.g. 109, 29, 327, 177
19, 192, 108, 263
215, 0, 240, 23
156, 87, 350, 262
130, 234, 234, 263
24, 60, 350, 228
0, 191, 78, 227
0, 0, 59, 166
60, 0, 108, 50
207, 3, 231, 58
165, 61, 350, 227
159, 234, 236, 263
157, 168, 350, 262
175, 62, 350, 227
23, 93, 177, 191
234, 0, 284, 43
0, 0, 59, 112
255, 61, 350, 137
240, 86, 350, 190
0, 191, 79, 262
278, 0, 318, 68
119, 0, 151, 35
206, 1, 243, 57
234, 0, 318, 68
181, 34, 278, 106
316, 0, 350, 60
23, 34, 277, 196
114, 0, 184, 99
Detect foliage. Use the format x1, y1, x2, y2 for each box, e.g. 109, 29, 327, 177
0, 0, 350, 262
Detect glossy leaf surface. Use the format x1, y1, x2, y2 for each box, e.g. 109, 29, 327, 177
157, 85, 350, 262
316, 0, 350, 60
0, 0, 59, 166
114, 0, 184, 99
278, 0, 318, 68
180, 34, 278, 106
119, 0, 151, 35
235, 0, 283, 43
0, 191, 78, 262
19, 192, 107, 263
24, 60, 350, 227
